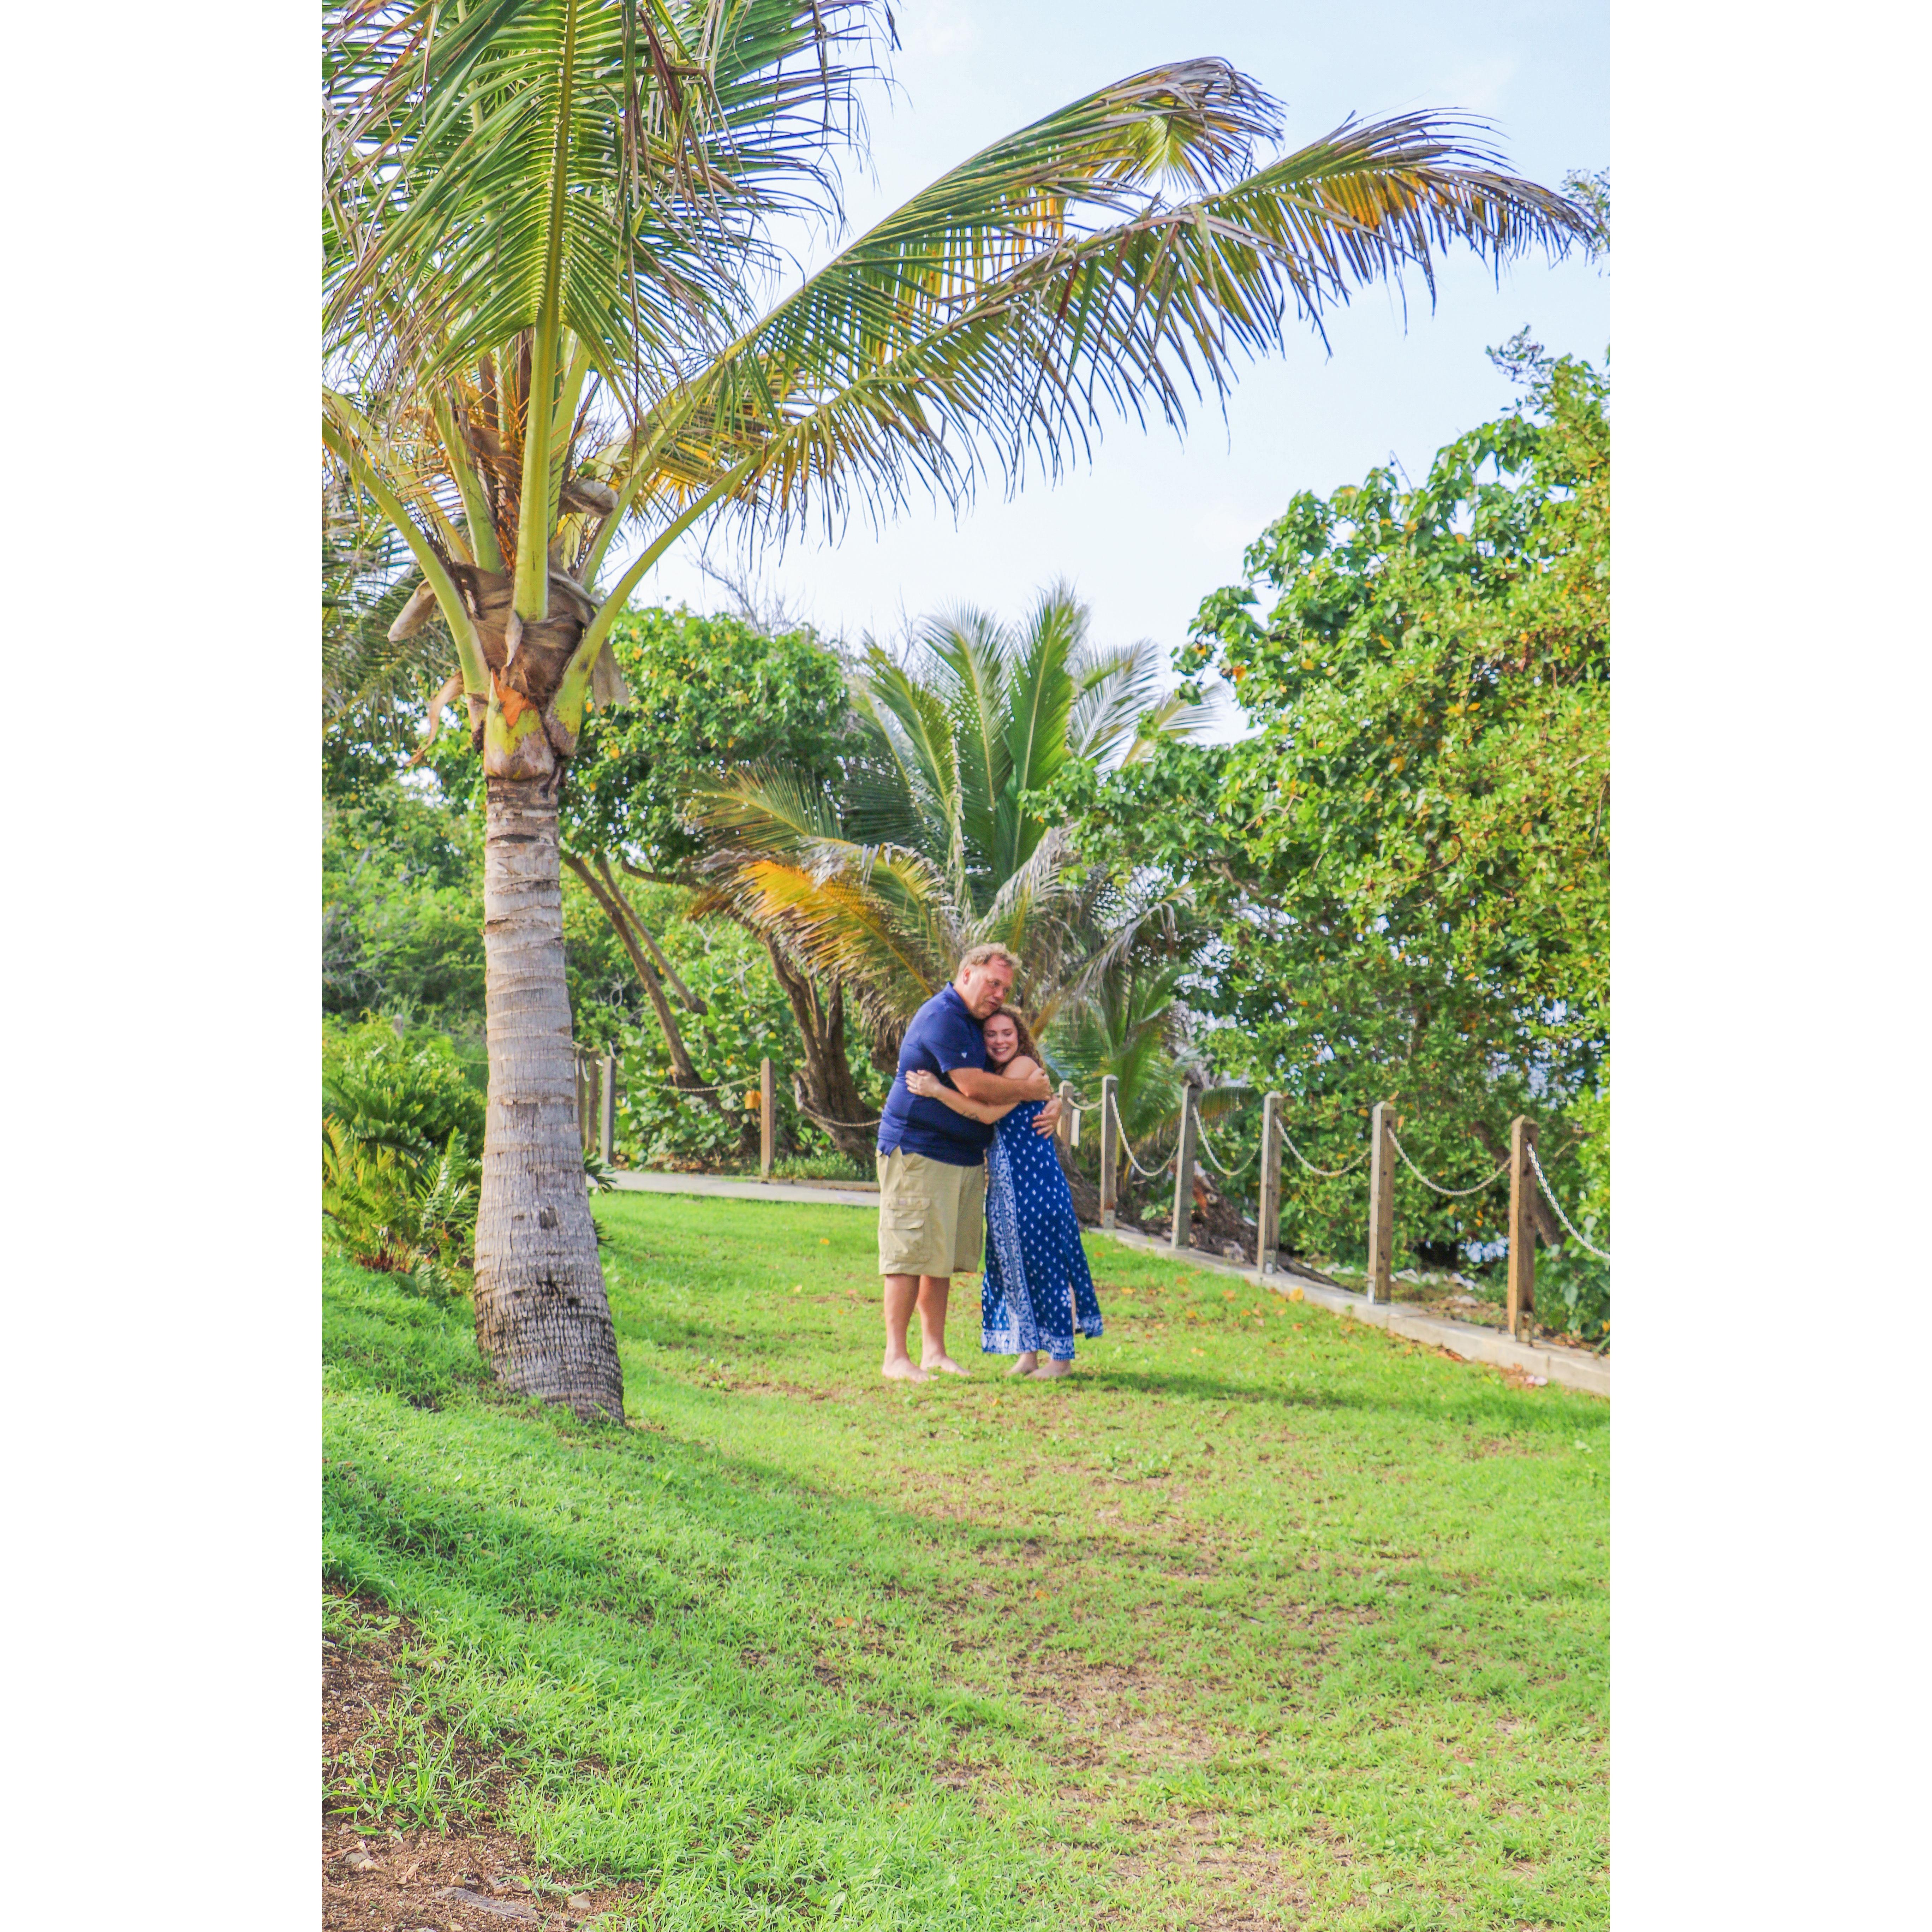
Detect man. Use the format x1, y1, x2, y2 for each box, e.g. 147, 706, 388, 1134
876, 944, 1061, 1382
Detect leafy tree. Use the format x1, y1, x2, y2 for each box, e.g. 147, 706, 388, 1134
556, 606, 875, 1139
322, 0, 1593, 1414
1055, 354, 1609, 1323
324, 778, 633, 1054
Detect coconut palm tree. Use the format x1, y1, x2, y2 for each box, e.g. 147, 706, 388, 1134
694, 581, 1202, 1085
322, 0, 1591, 1417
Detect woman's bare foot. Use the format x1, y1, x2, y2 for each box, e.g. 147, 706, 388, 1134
1028, 1359, 1072, 1379
921, 1353, 971, 1377
882, 1355, 929, 1383
1008, 1352, 1038, 1377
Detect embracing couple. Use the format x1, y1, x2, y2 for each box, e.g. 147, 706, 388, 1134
875, 944, 1103, 1383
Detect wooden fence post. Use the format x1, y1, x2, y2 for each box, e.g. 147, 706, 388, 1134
1056, 1080, 1074, 1162
1255, 1091, 1284, 1274
599, 1054, 617, 1165
1098, 1074, 1119, 1228
1365, 1100, 1396, 1303
574, 1049, 589, 1152
1507, 1115, 1538, 1341
759, 1057, 775, 1178
1170, 1087, 1199, 1252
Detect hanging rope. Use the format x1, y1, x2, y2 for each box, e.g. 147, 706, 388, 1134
1278, 1130, 1370, 1179
1388, 1130, 1510, 1199
1528, 1145, 1612, 1262
796, 1100, 883, 1131
1194, 1114, 1259, 1179
607, 1072, 756, 1099
1108, 1088, 1176, 1180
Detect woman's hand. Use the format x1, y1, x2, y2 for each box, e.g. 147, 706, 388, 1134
905, 1068, 943, 1098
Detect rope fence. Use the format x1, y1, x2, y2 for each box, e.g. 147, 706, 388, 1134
1086, 1081, 1605, 1337
796, 1101, 884, 1131
575, 1042, 1608, 1328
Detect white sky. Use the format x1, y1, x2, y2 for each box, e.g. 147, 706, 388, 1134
616, 0, 1608, 674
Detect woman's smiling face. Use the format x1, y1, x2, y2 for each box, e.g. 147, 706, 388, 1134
983, 1013, 1019, 1066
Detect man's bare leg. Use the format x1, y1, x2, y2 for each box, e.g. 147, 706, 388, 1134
917, 1275, 970, 1375
882, 1274, 927, 1382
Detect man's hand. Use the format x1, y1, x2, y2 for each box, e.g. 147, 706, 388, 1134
1034, 1094, 1062, 1136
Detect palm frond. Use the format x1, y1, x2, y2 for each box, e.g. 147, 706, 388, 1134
996, 586, 1081, 878
915, 609, 1009, 888
644, 94, 1592, 537
325, 0, 886, 393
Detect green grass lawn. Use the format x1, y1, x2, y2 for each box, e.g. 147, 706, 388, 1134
323, 1191, 1607, 1930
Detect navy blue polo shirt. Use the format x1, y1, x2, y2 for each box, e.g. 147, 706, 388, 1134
876, 984, 992, 1165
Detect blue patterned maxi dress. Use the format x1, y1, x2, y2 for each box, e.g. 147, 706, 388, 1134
980, 1099, 1104, 1362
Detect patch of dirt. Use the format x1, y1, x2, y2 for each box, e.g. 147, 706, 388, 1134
323, 1591, 647, 1932
1098, 1811, 1314, 1930
1032, 1660, 1222, 1770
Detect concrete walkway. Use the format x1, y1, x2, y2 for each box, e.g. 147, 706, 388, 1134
608, 1170, 881, 1209
1099, 1225, 1609, 1399
606, 1169, 1609, 1399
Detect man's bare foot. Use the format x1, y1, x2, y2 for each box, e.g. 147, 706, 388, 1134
882, 1356, 929, 1383
921, 1353, 971, 1377
1008, 1352, 1038, 1377
1028, 1359, 1072, 1379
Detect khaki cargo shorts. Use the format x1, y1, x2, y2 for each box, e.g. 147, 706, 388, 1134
876, 1149, 986, 1278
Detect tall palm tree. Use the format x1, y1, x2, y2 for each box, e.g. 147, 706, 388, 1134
695, 583, 1200, 1062
322, 0, 1591, 1418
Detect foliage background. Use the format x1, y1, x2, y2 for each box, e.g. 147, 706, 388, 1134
322, 353, 1609, 1327
1046, 349, 1609, 1329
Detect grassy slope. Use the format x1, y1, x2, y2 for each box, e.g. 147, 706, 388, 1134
323, 1192, 1607, 1930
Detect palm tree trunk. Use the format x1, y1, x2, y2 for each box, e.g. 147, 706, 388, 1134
474, 776, 625, 1420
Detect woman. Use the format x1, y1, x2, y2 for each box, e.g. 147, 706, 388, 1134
905, 1010, 1102, 1378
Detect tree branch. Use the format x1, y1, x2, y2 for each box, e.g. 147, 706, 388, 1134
592, 855, 707, 1013
561, 849, 720, 1108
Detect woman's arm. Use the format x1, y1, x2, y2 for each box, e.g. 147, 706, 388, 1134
904, 1067, 1014, 1123
952, 1059, 1052, 1107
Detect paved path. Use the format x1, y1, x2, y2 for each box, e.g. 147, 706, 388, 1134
605, 1169, 1609, 1399
1099, 1225, 1610, 1399
608, 1170, 880, 1209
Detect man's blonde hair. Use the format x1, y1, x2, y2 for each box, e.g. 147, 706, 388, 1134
956, 942, 1021, 976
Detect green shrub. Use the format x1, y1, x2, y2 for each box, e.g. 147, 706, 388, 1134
323, 1117, 478, 1301
323, 1018, 487, 1163
1536, 1239, 1609, 1341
